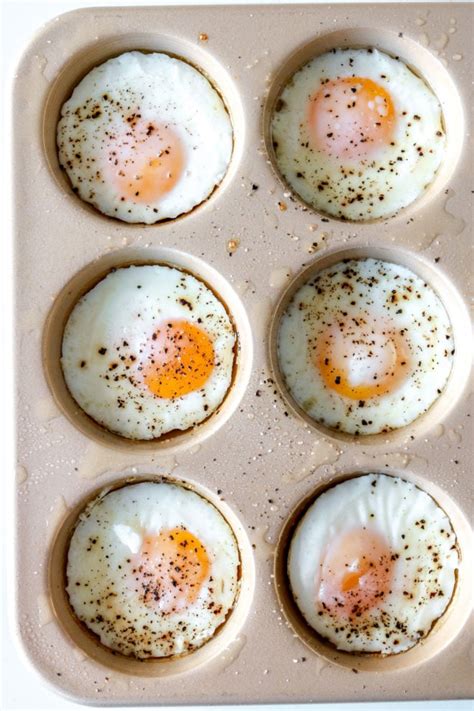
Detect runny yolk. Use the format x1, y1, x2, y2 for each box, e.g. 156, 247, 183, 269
144, 319, 215, 399
109, 119, 185, 203
308, 77, 395, 159
318, 528, 393, 616
315, 317, 411, 400
136, 527, 210, 613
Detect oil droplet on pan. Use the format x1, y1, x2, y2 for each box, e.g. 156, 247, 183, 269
227, 238, 240, 254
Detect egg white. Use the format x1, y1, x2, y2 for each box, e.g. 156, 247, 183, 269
61, 264, 236, 440
57, 51, 233, 223
288, 474, 459, 654
271, 48, 446, 221
277, 258, 454, 435
67, 481, 240, 658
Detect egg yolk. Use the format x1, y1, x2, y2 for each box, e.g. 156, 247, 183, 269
135, 527, 210, 613
308, 77, 395, 159
315, 317, 411, 400
318, 528, 393, 616
144, 319, 215, 399
108, 119, 184, 203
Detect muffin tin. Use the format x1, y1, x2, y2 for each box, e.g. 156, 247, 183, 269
14, 3, 473, 705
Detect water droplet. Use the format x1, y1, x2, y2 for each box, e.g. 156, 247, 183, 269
408, 454, 429, 471
217, 634, 247, 670
46, 496, 68, 541
235, 281, 248, 295
77, 442, 171, 480
446, 428, 462, 445
252, 526, 275, 561
431, 423, 445, 439
32, 397, 60, 423
250, 296, 272, 325
433, 33, 448, 50
418, 33, 430, 47
282, 440, 341, 483
35, 54, 48, 73
17, 464, 28, 484
317, 660, 330, 676
37, 593, 53, 627
352, 450, 427, 471
19, 306, 42, 332
72, 646, 87, 662
418, 189, 465, 249
124, 234, 141, 247
269, 267, 292, 289
452, 53, 463, 61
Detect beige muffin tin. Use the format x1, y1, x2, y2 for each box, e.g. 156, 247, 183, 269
14, 3, 473, 705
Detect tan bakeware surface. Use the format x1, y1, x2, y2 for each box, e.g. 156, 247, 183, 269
14, 3, 473, 706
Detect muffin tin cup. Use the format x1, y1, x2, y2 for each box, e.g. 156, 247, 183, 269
49, 474, 256, 678
42, 246, 253, 453
263, 27, 465, 224
14, 3, 472, 706
269, 244, 472, 446
274, 468, 473, 673
43, 32, 245, 224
